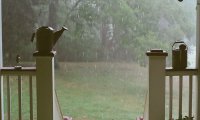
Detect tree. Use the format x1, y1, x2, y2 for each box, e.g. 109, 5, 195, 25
2, 0, 35, 65
2, 0, 196, 66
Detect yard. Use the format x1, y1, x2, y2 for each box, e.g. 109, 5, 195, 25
55, 62, 148, 120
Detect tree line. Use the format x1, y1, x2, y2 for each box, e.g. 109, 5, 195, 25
2, 0, 195, 66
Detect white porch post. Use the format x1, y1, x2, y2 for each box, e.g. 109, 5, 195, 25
34, 52, 56, 120
196, 0, 200, 119
146, 50, 168, 120
0, 0, 3, 119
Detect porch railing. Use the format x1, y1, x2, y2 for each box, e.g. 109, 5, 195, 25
0, 67, 36, 120
0, 53, 64, 120
166, 68, 197, 120
145, 50, 198, 120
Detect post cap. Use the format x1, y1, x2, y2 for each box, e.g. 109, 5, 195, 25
33, 51, 56, 57
146, 49, 168, 56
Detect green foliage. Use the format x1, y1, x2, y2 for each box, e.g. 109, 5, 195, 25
57, 0, 195, 65
2, 0, 196, 65
2, 0, 35, 65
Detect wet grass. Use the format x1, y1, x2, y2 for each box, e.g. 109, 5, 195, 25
55, 62, 148, 120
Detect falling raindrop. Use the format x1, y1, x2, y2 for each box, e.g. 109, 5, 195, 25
137, 5, 140, 9
97, 7, 100, 13
106, 55, 109, 61
94, 64, 97, 70
82, 52, 85, 57
119, 1, 122, 7
81, 34, 84, 39
101, 113, 103, 119
77, 14, 80, 19
134, 26, 137, 31
111, 47, 114, 52
125, 50, 128, 55
95, 52, 98, 59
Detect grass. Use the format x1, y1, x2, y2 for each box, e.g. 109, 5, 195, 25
55, 62, 148, 120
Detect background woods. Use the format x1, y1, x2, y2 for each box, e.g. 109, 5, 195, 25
2, 0, 196, 65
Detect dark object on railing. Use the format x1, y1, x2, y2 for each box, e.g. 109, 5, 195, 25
178, 0, 183, 2
176, 116, 194, 120
31, 26, 68, 55
172, 41, 187, 70
15, 55, 22, 70
16, 54, 21, 64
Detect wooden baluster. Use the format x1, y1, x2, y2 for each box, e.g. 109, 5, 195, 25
189, 75, 193, 118
179, 76, 183, 119
0, 76, 4, 120
169, 76, 173, 120
7, 76, 11, 120
29, 76, 33, 120
18, 76, 22, 120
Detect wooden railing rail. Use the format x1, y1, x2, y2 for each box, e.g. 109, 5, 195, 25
0, 67, 36, 120
166, 74, 196, 120
0, 67, 36, 76
165, 68, 198, 76
165, 68, 197, 120
0, 53, 64, 120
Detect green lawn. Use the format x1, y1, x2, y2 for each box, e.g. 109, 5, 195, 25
55, 62, 148, 120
